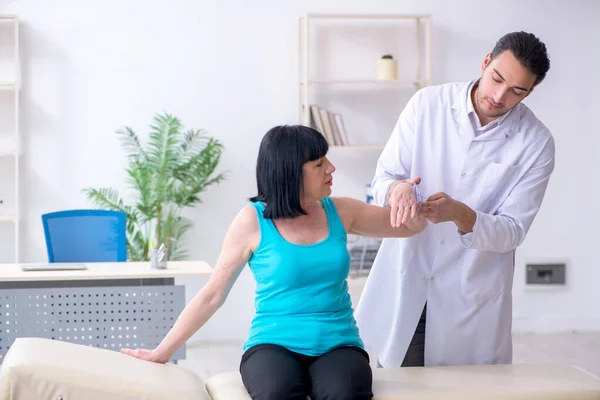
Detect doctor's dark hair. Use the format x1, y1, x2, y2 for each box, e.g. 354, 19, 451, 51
491, 31, 550, 86
249, 125, 329, 219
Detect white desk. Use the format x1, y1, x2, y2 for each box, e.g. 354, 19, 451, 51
0, 261, 213, 282
0, 261, 213, 363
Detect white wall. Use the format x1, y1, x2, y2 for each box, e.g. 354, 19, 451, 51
0, 0, 598, 343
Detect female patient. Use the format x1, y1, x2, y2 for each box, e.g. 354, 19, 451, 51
122, 125, 427, 400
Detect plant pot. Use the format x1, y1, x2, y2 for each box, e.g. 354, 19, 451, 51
377, 58, 398, 80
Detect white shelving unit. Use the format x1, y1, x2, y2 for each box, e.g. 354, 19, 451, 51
298, 13, 431, 149
297, 13, 431, 275
0, 15, 20, 262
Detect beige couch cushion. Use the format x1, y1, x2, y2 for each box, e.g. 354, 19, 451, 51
205, 364, 600, 400
0, 337, 210, 400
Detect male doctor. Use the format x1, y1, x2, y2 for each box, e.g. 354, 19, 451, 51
355, 31, 555, 367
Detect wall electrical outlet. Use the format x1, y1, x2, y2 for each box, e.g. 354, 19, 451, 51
526, 263, 566, 285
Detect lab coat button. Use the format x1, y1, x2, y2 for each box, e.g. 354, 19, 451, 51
441, 240, 445, 244
430, 276, 435, 281
461, 172, 466, 177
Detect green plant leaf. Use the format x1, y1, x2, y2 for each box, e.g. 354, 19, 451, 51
83, 112, 225, 261
117, 126, 149, 162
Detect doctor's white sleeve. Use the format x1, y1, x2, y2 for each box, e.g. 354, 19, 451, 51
371, 91, 419, 207
459, 136, 555, 253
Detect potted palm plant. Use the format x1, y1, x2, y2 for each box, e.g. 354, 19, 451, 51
83, 112, 225, 261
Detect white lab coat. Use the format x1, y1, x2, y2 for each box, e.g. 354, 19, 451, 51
354, 80, 555, 367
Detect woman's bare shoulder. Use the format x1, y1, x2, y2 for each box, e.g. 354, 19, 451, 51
225, 204, 260, 250
330, 196, 363, 227
235, 204, 260, 231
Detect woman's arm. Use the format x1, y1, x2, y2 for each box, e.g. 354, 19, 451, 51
333, 197, 427, 238
121, 205, 260, 363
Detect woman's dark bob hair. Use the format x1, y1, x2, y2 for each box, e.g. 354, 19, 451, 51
249, 125, 329, 219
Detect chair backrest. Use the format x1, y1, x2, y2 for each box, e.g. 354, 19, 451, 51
41, 209, 127, 263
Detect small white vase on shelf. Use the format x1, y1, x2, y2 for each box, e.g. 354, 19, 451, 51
377, 55, 397, 80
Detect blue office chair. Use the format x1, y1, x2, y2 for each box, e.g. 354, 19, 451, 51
41, 209, 127, 263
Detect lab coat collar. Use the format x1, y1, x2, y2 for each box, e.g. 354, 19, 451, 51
451, 79, 519, 141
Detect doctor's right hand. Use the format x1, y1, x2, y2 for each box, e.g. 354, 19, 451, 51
387, 177, 421, 228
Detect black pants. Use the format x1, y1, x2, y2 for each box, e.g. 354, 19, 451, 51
377, 303, 427, 367
240, 344, 373, 400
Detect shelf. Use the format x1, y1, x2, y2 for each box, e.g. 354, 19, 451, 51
298, 13, 431, 161
0, 14, 20, 263
0, 214, 17, 223
303, 13, 430, 20
300, 79, 429, 87
0, 82, 17, 90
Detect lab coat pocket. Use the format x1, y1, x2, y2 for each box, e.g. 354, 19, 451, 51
477, 162, 521, 208
460, 250, 506, 304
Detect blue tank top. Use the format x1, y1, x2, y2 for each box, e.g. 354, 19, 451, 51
244, 197, 363, 356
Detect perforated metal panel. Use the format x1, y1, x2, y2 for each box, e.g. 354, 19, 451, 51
0, 285, 186, 362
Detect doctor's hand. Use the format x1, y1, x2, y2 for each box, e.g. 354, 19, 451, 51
388, 177, 421, 228
418, 192, 460, 224
419, 192, 477, 233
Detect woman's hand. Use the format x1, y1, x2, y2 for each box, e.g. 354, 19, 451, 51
120, 347, 169, 364
387, 177, 421, 228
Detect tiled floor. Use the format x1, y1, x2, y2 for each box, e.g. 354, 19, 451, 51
512, 332, 600, 377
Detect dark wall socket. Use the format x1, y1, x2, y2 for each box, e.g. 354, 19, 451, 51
526, 263, 566, 285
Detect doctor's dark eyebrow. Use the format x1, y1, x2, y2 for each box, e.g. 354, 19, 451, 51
492, 68, 529, 92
